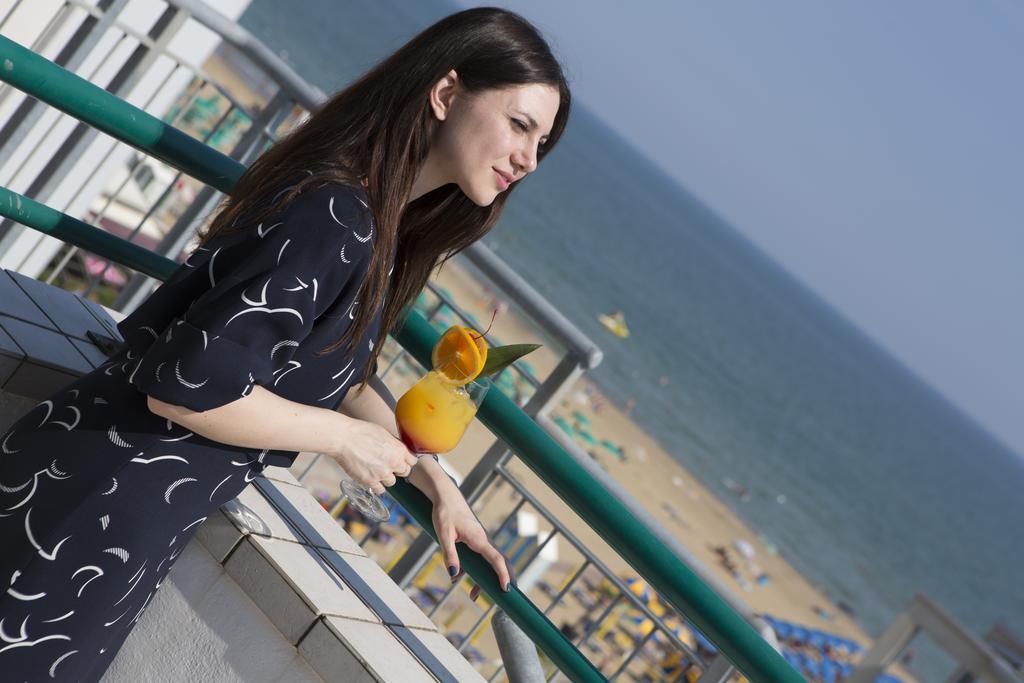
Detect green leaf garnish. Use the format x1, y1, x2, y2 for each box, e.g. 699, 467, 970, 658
480, 343, 541, 378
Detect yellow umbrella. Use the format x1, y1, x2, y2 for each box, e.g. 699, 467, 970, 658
623, 576, 651, 602
658, 618, 695, 649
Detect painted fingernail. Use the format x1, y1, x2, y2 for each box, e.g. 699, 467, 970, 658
448, 565, 458, 577
503, 582, 510, 592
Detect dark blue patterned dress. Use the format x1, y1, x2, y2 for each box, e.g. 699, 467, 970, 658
0, 181, 385, 681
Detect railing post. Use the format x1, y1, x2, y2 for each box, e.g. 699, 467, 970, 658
493, 610, 546, 683
695, 654, 735, 683
846, 611, 919, 683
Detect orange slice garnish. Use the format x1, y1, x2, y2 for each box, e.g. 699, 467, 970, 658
431, 325, 488, 385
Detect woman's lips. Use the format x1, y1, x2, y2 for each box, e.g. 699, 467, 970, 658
493, 169, 510, 190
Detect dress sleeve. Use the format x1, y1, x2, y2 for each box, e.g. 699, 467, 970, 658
127, 183, 373, 412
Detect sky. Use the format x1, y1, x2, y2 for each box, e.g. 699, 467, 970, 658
456, 1, 1024, 457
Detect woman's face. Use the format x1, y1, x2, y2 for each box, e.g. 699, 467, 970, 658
429, 76, 560, 206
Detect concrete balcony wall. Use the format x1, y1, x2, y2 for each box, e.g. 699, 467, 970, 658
102, 537, 326, 682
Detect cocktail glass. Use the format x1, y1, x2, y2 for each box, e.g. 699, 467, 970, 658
339, 369, 490, 523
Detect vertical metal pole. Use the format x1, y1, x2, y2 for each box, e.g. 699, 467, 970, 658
846, 611, 919, 683
610, 628, 655, 680
493, 610, 546, 683
695, 654, 735, 683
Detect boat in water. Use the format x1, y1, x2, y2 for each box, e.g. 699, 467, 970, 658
598, 310, 630, 338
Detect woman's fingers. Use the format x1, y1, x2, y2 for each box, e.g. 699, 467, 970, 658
460, 531, 512, 592
440, 528, 460, 580
482, 546, 512, 592
388, 444, 417, 477
455, 543, 513, 595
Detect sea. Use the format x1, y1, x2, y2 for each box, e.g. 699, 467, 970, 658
240, 2, 1024, 679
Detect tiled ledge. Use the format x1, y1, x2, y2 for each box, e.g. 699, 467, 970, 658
0, 270, 485, 682
0, 268, 123, 398
197, 468, 484, 682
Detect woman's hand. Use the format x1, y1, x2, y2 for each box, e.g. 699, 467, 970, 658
330, 419, 419, 494
432, 489, 514, 601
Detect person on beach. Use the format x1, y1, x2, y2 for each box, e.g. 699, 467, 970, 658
0, 8, 569, 681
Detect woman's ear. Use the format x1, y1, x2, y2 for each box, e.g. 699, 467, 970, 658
429, 69, 459, 121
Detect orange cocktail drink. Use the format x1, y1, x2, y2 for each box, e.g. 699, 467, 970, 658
395, 370, 482, 453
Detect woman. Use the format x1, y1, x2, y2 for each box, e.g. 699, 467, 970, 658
0, 7, 570, 680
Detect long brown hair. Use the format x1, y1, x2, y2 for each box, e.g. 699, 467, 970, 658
199, 8, 571, 386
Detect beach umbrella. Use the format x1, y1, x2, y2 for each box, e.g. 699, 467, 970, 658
633, 616, 658, 638
825, 634, 846, 648
659, 649, 687, 678
652, 618, 695, 648
690, 627, 718, 655
808, 629, 828, 649
839, 637, 864, 654
783, 651, 802, 671
600, 439, 623, 456
733, 539, 756, 559
819, 658, 838, 683
572, 410, 591, 426
553, 416, 575, 436
801, 656, 821, 678
622, 576, 651, 603
620, 575, 663, 618
576, 430, 597, 446
773, 621, 794, 640
790, 625, 811, 643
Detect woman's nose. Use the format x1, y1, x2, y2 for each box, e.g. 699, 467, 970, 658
512, 145, 538, 176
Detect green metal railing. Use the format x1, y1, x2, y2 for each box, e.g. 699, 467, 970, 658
0, 34, 804, 683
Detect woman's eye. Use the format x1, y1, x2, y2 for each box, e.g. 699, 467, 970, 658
512, 118, 529, 132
